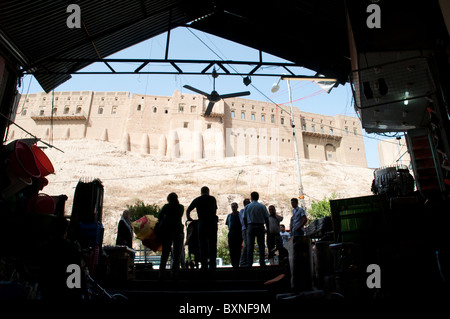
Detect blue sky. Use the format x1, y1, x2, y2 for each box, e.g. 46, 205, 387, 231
22, 26, 388, 168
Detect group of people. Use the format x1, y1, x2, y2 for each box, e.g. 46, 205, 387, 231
225, 193, 307, 269
116, 186, 307, 279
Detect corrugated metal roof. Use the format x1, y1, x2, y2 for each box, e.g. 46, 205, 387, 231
0, 0, 210, 92
0, 0, 354, 92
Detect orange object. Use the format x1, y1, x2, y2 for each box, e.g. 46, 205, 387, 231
9, 140, 41, 178
31, 145, 55, 176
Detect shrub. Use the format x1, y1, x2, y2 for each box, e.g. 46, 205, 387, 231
308, 192, 338, 221
216, 227, 231, 265
127, 200, 160, 222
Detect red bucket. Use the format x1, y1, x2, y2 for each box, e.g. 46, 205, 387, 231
27, 193, 56, 215
9, 141, 41, 179
31, 145, 54, 176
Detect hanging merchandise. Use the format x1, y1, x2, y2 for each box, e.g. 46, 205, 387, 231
131, 215, 162, 252
8, 140, 41, 179
30, 144, 54, 177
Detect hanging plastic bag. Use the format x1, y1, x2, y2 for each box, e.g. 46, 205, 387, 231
131, 215, 162, 252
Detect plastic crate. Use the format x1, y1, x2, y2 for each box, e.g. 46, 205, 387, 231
77, 222, 104, 247
330, 195, 387, 243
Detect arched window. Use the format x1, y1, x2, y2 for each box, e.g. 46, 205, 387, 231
325, 144, 337, 162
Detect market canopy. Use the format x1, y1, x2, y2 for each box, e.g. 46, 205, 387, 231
0, 0, 351, 92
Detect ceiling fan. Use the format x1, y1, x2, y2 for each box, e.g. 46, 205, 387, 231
183, 69, 250, 116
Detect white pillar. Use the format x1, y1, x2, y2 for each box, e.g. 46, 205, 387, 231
101, 128, 108, 142
141, 133, 150, 154
167, 129, 180, 159
64, 128, 70, 140
193, 131, 203, 161
122, 132, 130, 151
158, 134, 167, 156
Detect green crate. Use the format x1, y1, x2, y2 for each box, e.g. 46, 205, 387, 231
330, 195, 387, 243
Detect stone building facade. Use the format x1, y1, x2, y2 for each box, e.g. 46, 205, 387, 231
8, 90, 367, 167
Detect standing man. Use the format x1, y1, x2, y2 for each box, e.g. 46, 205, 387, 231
239, 198, 251, 267
243, 192, 269, 267
225, 203, 243, 269
116, 209, 133, 249
289, 198, 311, 291
267, 205, 283, 265
186, 186, 218, 271
290, 198, 307, 238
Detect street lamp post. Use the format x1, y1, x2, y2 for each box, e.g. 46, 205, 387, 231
287, 80, 306, 210
271, 79, 306, 210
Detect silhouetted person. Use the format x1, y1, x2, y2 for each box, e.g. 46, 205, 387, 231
158, 192, 184, 279
116, 209, 133, 249
38, 217, 86, 300
225, 202, 243, 269
267, 205, 283, 265
290, 197, 311, 291
239, 198, 251, 267
243, 192, 269, 267
186, 186, 218, 271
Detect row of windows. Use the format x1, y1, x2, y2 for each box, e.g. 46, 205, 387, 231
302, 124, 358, 135
306, 144, 360, 151
232, 134, 292, 142
229, 109, 358, 136
230, 102, 276, 113
136, 104, 190, 113
302, 124, 335, 135
231, 110, 281, 123
24, 103, 359, 137
23, 106, 85, 116
183, 122, 212, 129
33, 95, 124, 102
36, 96, 85, 102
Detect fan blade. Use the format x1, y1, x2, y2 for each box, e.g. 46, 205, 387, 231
183, 85, 209, 97
219, 91, 251, 99
204, 100, 216, 116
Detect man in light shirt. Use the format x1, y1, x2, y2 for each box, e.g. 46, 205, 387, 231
290, 198, 307, 237
289, 197, 311, 291
243, 192, 269, 267
280, 224, 290, 246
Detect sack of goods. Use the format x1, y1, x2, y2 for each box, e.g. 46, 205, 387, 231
131, 215, 162, 252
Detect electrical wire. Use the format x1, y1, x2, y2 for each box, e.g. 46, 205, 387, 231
185, 26, 404, 174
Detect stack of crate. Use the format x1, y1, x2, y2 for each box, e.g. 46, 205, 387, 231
330, 195, 388, 244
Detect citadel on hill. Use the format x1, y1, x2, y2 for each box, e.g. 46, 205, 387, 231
8, 90, 367, 167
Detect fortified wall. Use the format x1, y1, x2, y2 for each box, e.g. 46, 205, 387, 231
8, 90, 367, 167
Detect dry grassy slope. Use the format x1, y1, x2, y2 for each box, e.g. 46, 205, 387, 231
41, 139, 375, 246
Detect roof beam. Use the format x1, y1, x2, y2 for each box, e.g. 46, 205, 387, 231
23, 58, 308, 78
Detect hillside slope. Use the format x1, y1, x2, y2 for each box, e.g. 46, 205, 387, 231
41, 139, 375, 245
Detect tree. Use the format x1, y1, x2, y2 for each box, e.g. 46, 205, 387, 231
308, 192, 338, 221
127, 200, 160, 222
216, 227, 231, 265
